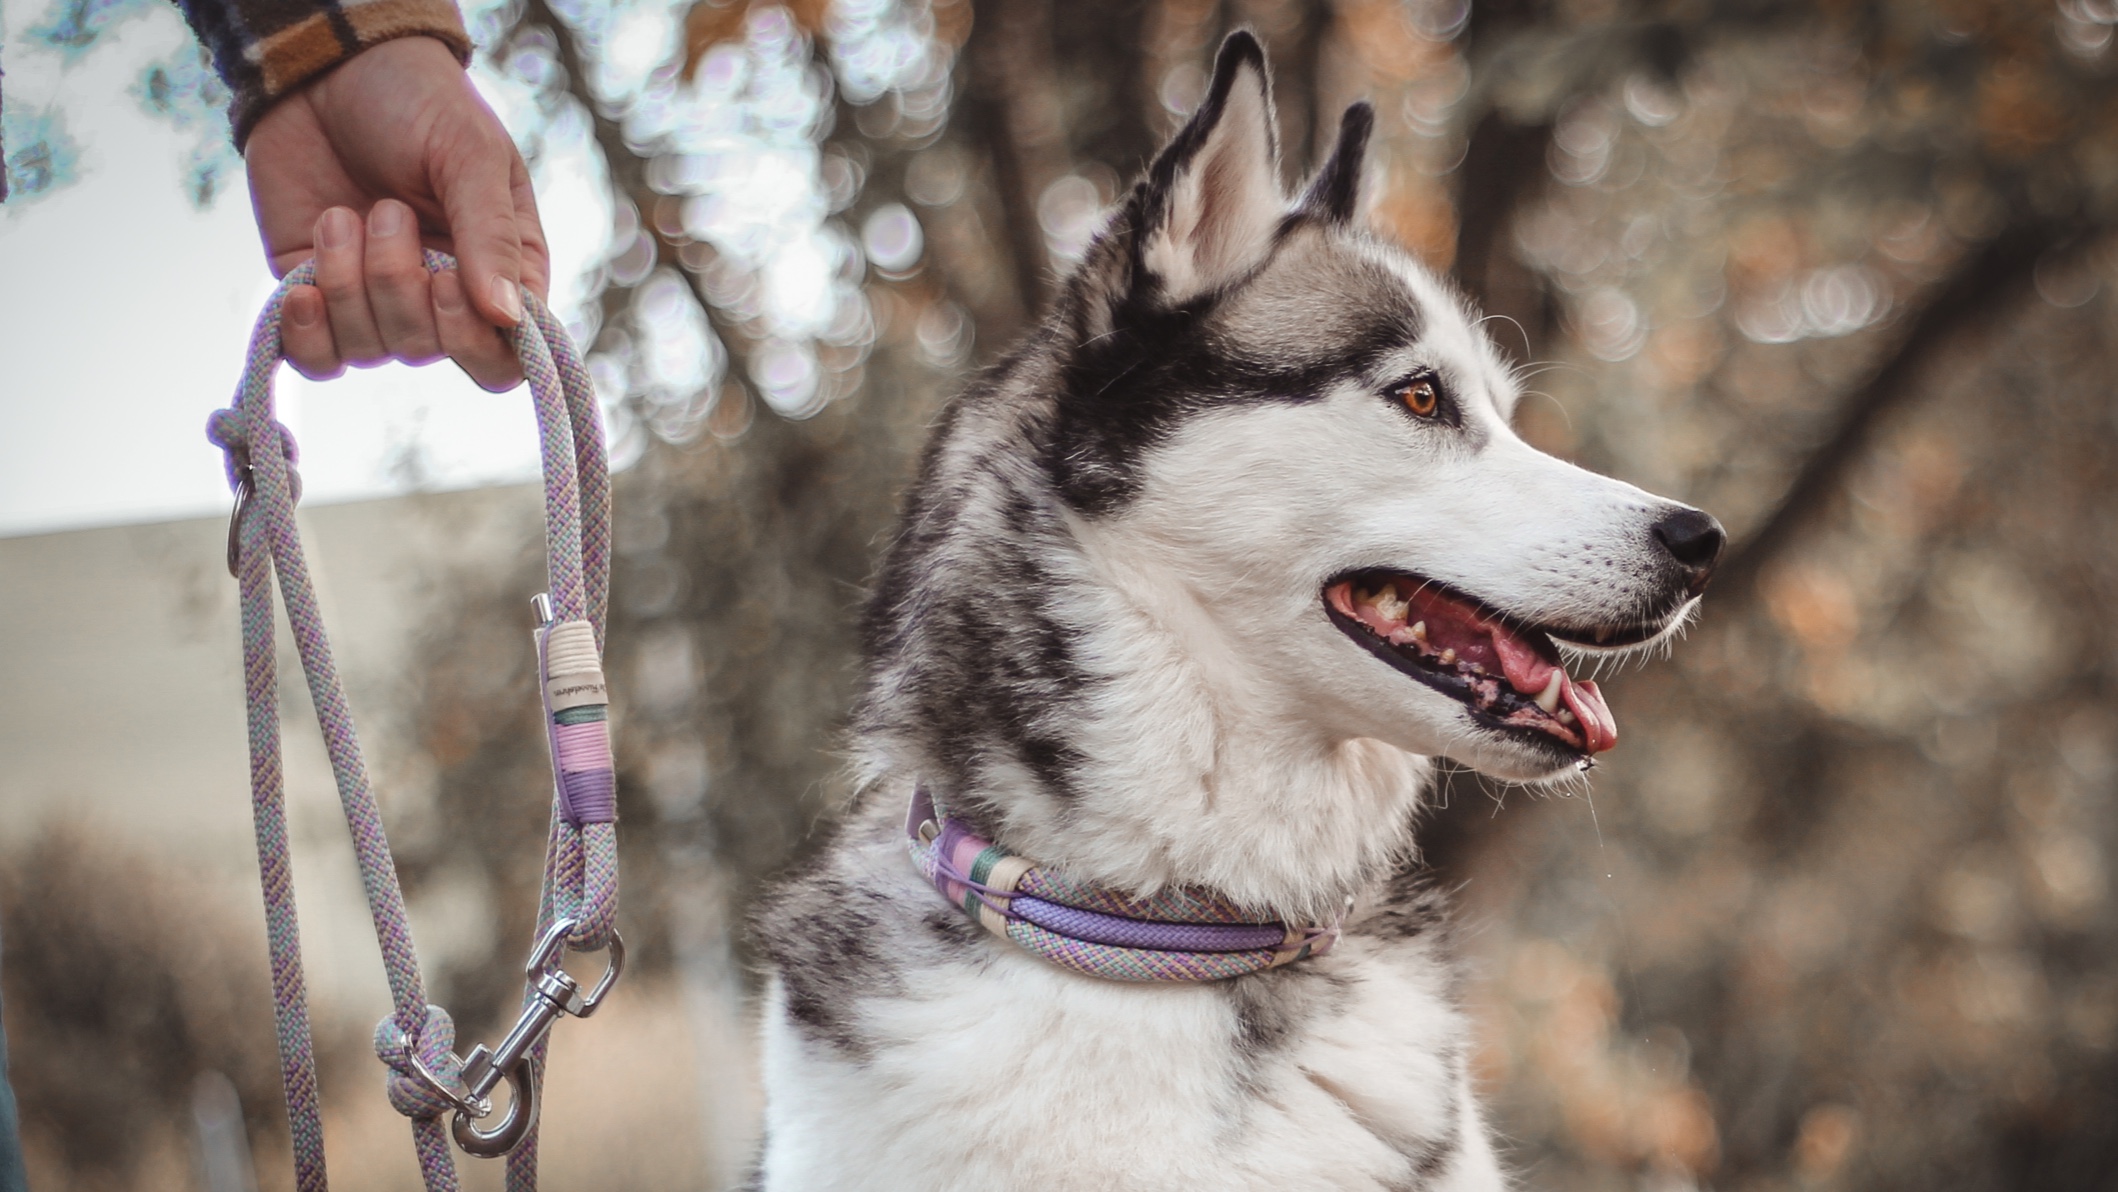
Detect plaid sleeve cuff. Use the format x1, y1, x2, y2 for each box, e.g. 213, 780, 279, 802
176, 0, 472, 149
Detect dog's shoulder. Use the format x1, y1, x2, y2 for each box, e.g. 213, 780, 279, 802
748, 786, 984, 1059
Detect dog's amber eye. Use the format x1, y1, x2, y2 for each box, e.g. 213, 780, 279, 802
1398, 379, 1440, 418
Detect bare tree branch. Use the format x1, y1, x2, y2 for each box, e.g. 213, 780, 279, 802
521, 0, 764, 406
1713, 218, 2088, 600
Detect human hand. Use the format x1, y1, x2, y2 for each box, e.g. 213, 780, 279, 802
245, 36, 549, 390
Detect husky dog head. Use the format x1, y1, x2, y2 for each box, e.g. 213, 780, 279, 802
859, 33, 1722, 915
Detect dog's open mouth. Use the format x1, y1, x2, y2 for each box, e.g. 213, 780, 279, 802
1324, 572, 1620, 757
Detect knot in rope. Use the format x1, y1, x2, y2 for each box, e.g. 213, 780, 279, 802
205, 406, 303, 503
373, 1004, 466, 1121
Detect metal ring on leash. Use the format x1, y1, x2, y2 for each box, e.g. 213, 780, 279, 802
224, 473, 250, 577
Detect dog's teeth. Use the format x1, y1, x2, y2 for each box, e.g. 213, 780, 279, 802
1534, 671, 1564, 713
1409, 621, 1427, 642
1439, 648, 1457, 666
1557, 707, 1577, 725
1375, 590, 1409, 622
1595, 626, 1612, 644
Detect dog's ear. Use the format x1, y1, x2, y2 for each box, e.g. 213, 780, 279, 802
1298, 103, 1374, 225
1132, 32, 1283, 306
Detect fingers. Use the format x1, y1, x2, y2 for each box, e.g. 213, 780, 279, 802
313, 207, 386, 365
281, 286, 343, 379
306, 201, 441, 369
434, 133, 528, 328
364, 200, 442, 365
300, 200, 513, 382
284, 261, 518, 387
432, 269, 523, 391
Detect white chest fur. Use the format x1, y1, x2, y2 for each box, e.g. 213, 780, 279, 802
755, 863, 1505, 1192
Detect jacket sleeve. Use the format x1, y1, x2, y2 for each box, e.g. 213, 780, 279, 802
173, 0, 473, 149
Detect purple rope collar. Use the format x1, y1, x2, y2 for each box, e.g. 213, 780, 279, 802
905, 785, 1340, 982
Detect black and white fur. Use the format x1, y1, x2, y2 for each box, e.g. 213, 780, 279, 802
752, 34, 1718, 1190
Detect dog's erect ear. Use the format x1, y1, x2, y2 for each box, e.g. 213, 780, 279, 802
1298, 103, 1374, 225
1133, 32, 1283, 305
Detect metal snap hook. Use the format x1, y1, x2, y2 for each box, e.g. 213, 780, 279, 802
436, 920, 626, 1160
450, 1054, 538, 1158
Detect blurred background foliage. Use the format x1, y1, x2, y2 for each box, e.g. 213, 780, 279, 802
13, 0, 2118, 1188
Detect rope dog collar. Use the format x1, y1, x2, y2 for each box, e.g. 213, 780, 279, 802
905, 784, 1339, 982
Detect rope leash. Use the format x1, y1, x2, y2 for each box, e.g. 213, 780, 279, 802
210, 251, 620, 1191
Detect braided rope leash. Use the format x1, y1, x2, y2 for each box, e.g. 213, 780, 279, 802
209, 251, 619, 1192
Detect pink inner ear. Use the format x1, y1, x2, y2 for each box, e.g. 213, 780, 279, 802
1162, 74, 1282, 297
1192, 142, 1246, 272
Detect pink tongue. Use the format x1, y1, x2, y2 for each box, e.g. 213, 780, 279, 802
1491, 627, 1618, 754
1489, 630, 1554, 695
1561, 678, 1618, 754
1336, 582, 1621, 755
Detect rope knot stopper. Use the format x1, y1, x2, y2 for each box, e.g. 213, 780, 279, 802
374, 1004, 468, 1121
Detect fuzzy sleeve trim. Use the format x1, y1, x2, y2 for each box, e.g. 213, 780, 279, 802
175, 0, 472, 150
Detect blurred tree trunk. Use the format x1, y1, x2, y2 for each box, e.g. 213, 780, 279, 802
1448, 0, 1549, 349
964, 0, 1069, 315
1451, 108, 1553, 360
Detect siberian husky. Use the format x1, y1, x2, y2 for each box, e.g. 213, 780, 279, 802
752, 31, 1723, 1191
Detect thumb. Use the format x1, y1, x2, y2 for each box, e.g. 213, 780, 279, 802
432, 135, 527, 327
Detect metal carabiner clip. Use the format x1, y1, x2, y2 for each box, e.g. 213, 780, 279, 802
446, 918, 626, 1158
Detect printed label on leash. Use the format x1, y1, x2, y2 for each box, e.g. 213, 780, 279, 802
542, 621, 607, 710
547, 676, 608, 710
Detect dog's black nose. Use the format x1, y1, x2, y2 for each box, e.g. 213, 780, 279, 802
1652, 507, 1725, 589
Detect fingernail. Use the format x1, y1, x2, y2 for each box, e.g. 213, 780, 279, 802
320, 208, 356, 250
491, 276, 523, 324
288, 292, 320, 328
368, 201, 404, 239
434, 270, 467, 314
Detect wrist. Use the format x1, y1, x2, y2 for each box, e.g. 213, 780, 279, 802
307, 33, 473, 107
